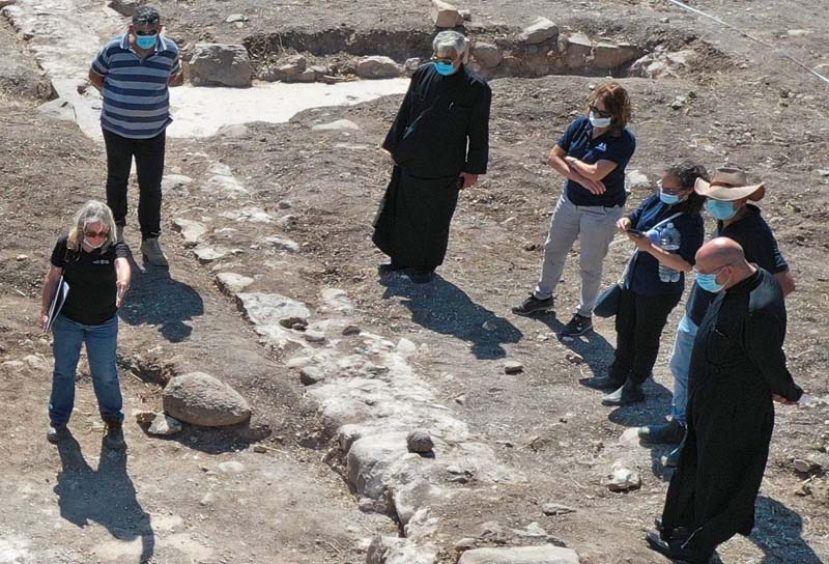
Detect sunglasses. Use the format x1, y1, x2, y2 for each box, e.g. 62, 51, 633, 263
589, 105, 613, 119
430, 56, 455, 65
135, 28, 159, 36
84, 229, 109, 238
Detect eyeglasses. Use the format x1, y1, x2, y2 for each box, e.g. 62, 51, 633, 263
135, 28, 159, 36
84, 229, 109, 239
430, 56, 455, 65
657, 179, 687, 195
589, 104, 613, 119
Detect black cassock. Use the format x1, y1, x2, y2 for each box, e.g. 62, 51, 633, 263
372, 63, 491, 270
662, 268, 802, 554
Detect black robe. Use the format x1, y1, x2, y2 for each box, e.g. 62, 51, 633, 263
372, 63, 491, 270
661, 268, 802, 553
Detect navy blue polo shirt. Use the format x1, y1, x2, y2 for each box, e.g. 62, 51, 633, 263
625, 195, 705, 296
557, 115, 636, 208
91, 34, 181, 139
686, 204, 789, 325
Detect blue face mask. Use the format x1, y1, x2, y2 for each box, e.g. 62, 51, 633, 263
434, 61, 458, 76
659, 190, 681, 205
696, 270, 727, 293
707, 199, 738, 221
136, 34, 158, 50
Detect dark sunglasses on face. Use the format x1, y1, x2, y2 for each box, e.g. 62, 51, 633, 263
135, 28, 159, 36
589, 104, 613, 119
85, 230, 109, 238
430, 56, 455, 65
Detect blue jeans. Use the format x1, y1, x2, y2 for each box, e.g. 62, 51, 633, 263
669, 314, 699, 425
50, 314, 123, 425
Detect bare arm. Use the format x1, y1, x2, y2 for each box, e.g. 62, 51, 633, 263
40, 265, 63, 330
775, 270, 795, 297
88, 69, 105, 91
548, 145, 606, 194
115, 257, 132, 308
168, 71, 184, 87
564, 156, 619, 181
629, 235, 694, 272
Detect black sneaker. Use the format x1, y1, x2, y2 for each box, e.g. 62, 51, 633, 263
559, 314, 592, 337
104, 421, 126, 450
47, 423, 68, 444
582, 375, 625, 391
638, 419, 686, 445
377, 260, 407, 275
511, 294, 554, 316
406, 269, 433, 284
601, 383, 645, 406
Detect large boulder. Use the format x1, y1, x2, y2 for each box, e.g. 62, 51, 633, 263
471, 42, 503, 68
162, 372, 251, 427
458, 545, 580, 564
629, 49, 697, 79
189, 44, 254, 87
519, 17, 558, 45
563, 32, 593, 69
356, 56, 401, 79
430, 0, 463, 28
367, 536, 438, 564
592, 42, 644, 70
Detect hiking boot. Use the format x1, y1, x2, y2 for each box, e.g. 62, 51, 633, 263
638, 419, 686, 445
560, 314, 593, 337
406, 268, 434, 284
47, 423, 68, 444
601, 382, 645, 406
377, 260, 407, 275
141, 237, 169, 267
582, 375, 625, 391
511, 294, 554, 316
104, 420, 126, 450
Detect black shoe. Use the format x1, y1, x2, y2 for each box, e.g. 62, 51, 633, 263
639, 419, 686, 444
646, 530, 713, 564
104, 420, 126, 450
601, 383, 645, 406
378, 260, 407, 275
664, 441, 684, 468
47, 423, 68, 444
406, 268, 433, 284
511, 294, 554, 316
582, 375, 625, 391
559, 314, 592, 337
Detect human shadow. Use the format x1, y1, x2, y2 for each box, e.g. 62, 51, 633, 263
532, 314, 616, 379
380, 273, 522, 360
55, 432, 154, 563
751, 496, 824, 563
119, 260, 204, 342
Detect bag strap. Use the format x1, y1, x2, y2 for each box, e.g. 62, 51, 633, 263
619, 211, 683, 287
651, 211, 684, 231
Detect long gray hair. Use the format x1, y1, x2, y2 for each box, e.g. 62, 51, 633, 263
67, 200, 117, 251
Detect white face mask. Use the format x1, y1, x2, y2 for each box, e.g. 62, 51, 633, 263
83, 237, 106, 250
588, 111, 612, 128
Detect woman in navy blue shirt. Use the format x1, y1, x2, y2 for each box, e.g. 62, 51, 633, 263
588, 161, 708, 406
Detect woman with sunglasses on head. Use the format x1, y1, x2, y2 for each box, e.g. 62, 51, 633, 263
583, 162, 708, 407
39, 200, 131, 449
512, 83, 636, 338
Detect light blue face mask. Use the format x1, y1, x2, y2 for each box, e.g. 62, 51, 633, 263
696, 270, 727, 293
588, 111, 612, 128
659, 189, 681, 205
136, 34, 158, 50
434, 61, 458, 76
707, 199, 738, 221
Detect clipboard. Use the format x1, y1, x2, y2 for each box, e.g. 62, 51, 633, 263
45, 276, 69, 332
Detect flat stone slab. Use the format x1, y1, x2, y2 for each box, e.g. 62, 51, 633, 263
458, 545, 580, 564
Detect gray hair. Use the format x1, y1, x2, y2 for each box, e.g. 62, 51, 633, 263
432, 31, 470, 62
68, 200, 117, 251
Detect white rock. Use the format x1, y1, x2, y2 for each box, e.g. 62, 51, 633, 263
189, 43, 254, 88
260, 236, 300, 253
430, 0, 463, 28
201, 175, 250, 198
218, 460, 246, 473
225, 13, 247, 23
300, 366, 326, 386
346, 432, 410, 500
217, 123, 249, 137
519, 17, 558, 45
607, 460, 641, 492
193, 246, 229, 264
172, 218, 208, 248
367, 536, 438, 564
312, 119, 360, 132
215, 272, 254, 295
396, 338, 418, 355
593, 42, 642, 70
148, 414, 183, 436
236, 292, 312, 325
356, 56, 400, 79
459, 545, 580, 564
625, 170, 651, 192
471, 42, 503, 67
22, 354, 50, 371
321, 287, 354, 312
163, 372, 252, 427
161, 174, 193, 194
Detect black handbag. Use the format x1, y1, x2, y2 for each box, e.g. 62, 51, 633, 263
594, 282, 622, 318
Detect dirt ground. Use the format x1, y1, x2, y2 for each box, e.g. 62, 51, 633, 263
2, 0, 829, 563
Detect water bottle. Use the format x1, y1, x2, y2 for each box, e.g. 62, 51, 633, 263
658, 223, 681, 283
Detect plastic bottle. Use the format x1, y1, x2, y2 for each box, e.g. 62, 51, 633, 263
658, 223, 681, 283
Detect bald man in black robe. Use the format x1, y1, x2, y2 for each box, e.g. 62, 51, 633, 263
647, 238, 804, 563
372, 31, 491, 283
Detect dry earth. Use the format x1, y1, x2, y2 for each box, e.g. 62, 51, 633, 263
1, 0, 829, 563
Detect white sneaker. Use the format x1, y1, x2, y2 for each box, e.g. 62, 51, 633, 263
140, 237, 169, 267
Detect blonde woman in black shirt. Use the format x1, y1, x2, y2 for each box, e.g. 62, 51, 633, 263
40, 200, 131, 449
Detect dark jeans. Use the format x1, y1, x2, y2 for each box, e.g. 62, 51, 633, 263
610, 287, 682, 386
104, 128, 166, 240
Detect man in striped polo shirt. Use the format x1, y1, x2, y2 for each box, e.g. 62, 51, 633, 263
88, 5, 183, 267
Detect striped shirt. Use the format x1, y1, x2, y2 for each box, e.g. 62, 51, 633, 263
91, 34, 181, 139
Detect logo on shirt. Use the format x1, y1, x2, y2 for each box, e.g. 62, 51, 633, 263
92, 259, 111, 265
596, 142, 607, 152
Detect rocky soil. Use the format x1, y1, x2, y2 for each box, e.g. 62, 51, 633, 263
1, 0, 829, 563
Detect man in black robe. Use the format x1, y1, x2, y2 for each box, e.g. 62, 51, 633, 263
647, 238, 804, 563
372, 30, 491, 283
